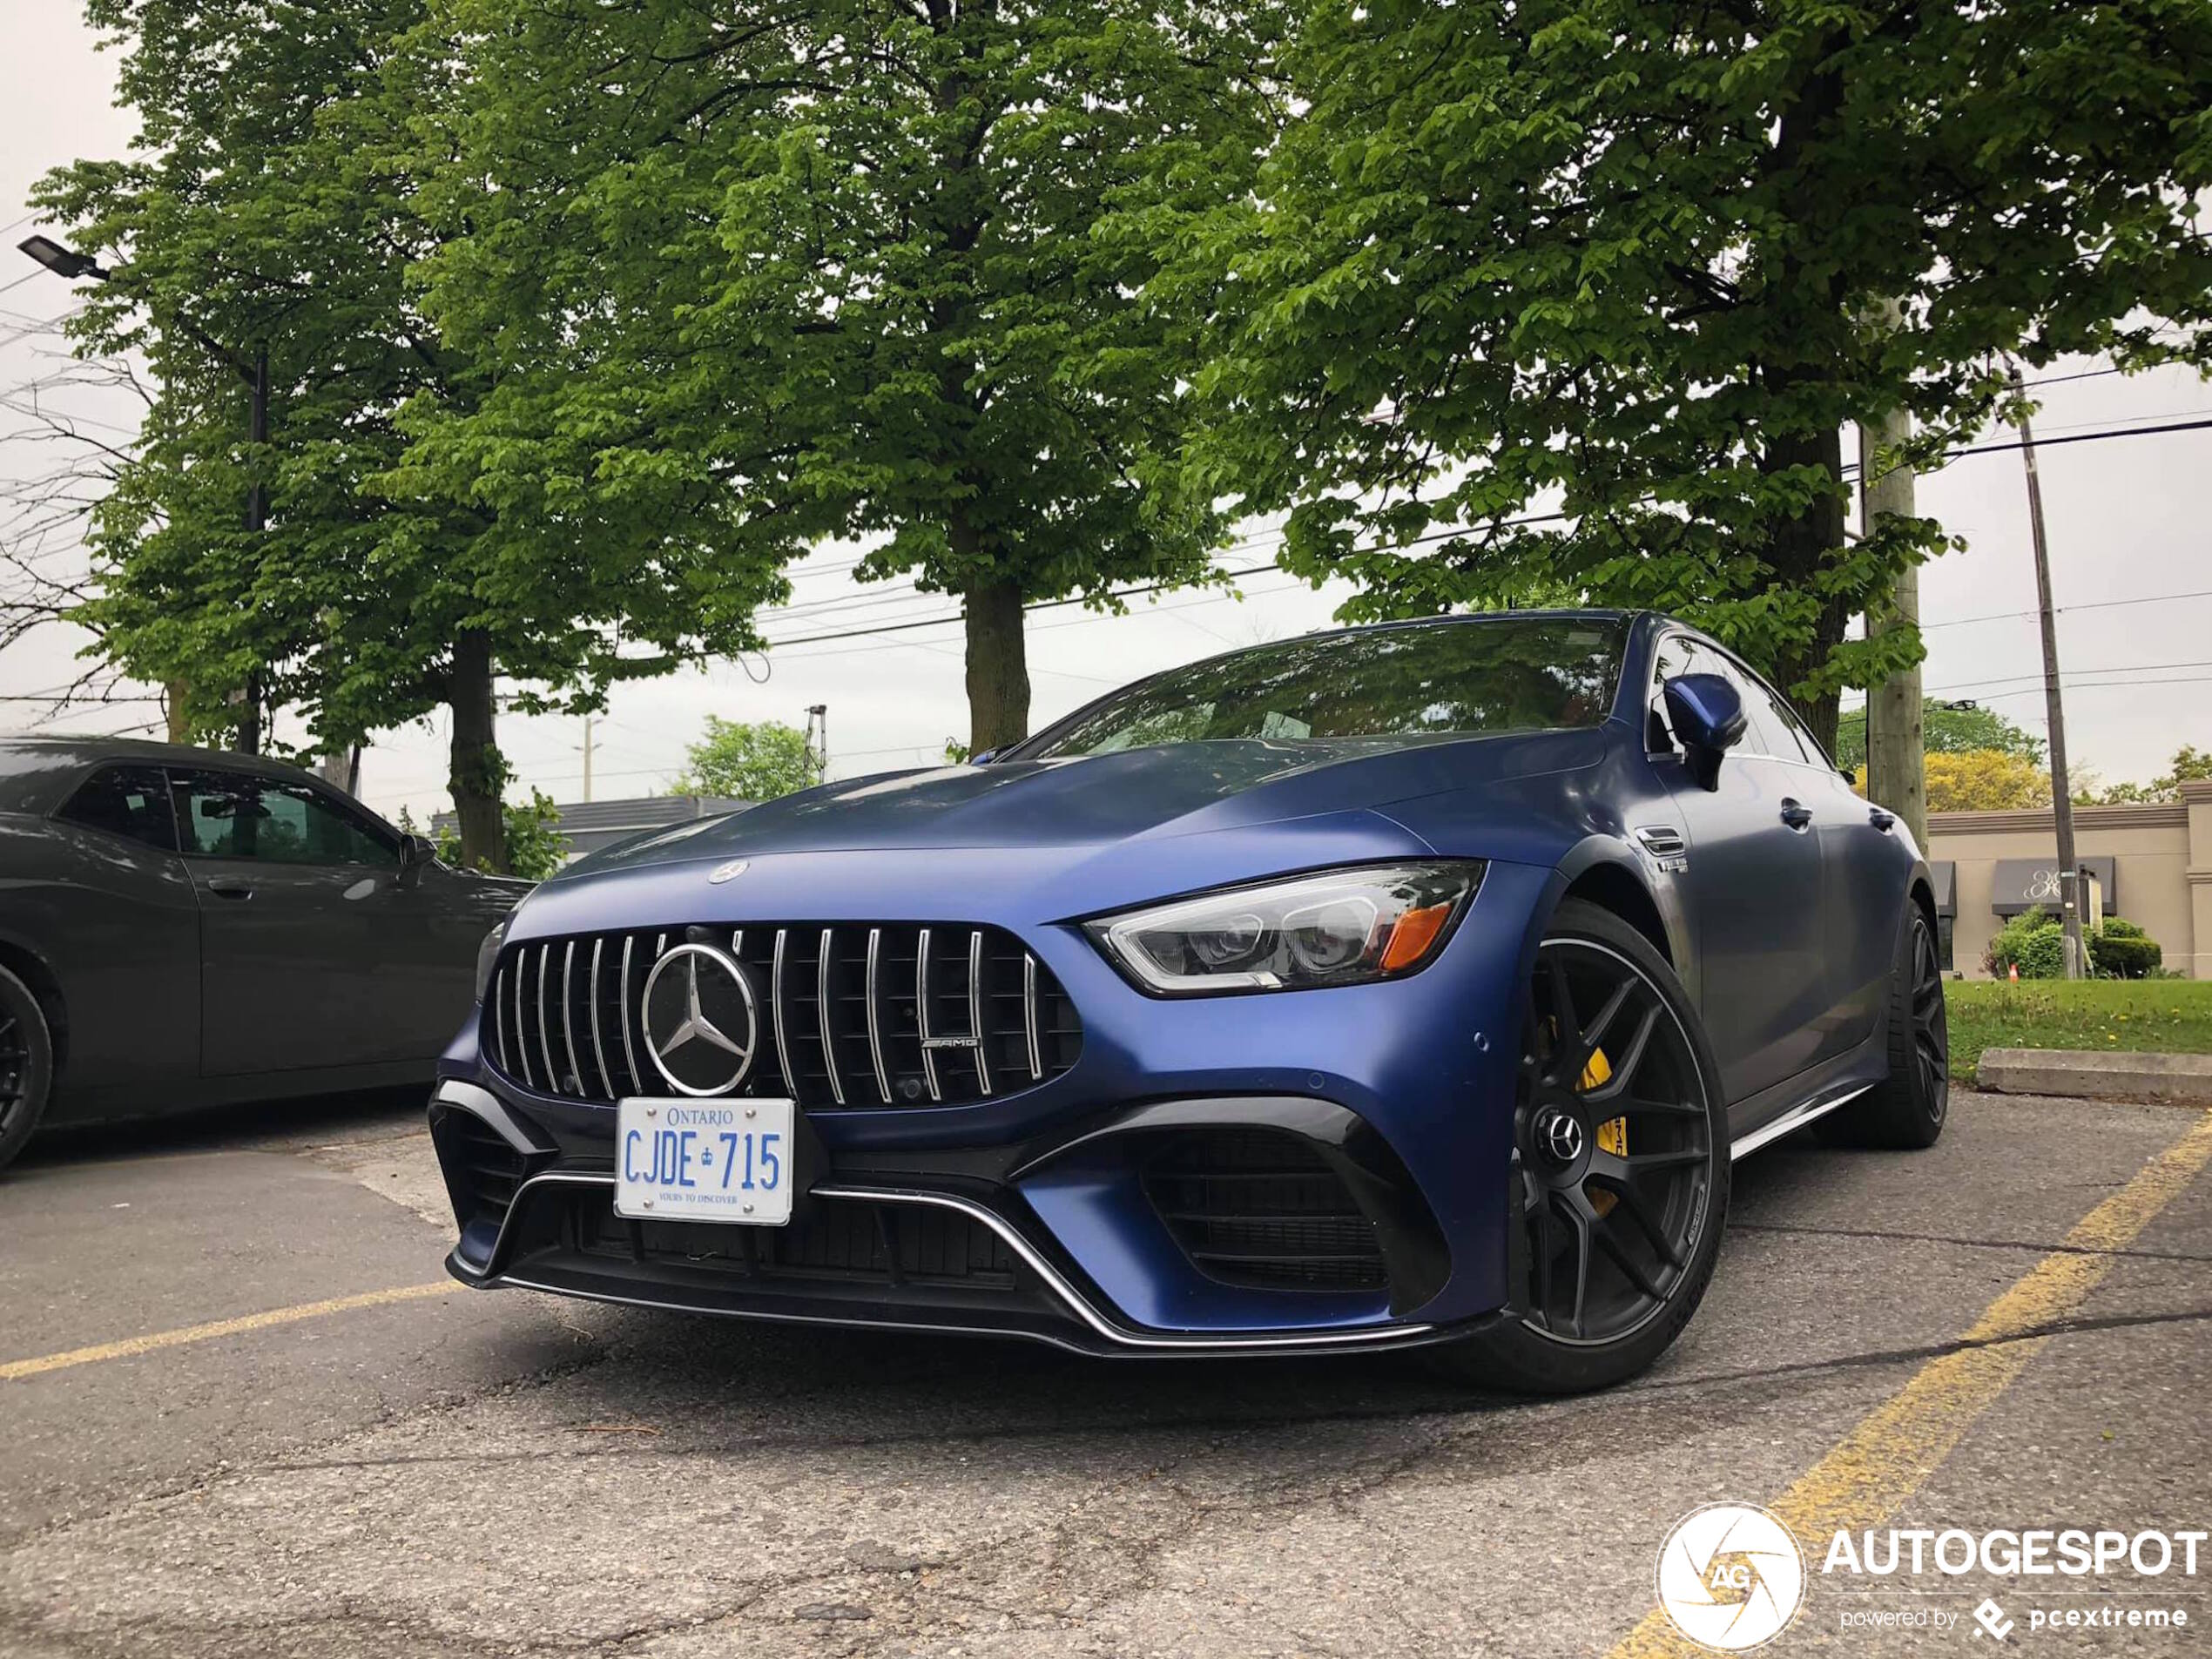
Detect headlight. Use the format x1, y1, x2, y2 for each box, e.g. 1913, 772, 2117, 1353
1086, 862, 1483, 995
474, 916, 510, 1004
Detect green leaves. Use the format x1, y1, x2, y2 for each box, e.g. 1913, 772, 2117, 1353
1185, 0, 2212, 747
671, 717, 820, 804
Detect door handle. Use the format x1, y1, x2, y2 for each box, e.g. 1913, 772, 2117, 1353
206, 876, 254, 899
1869, 808, 1896, 832
1779, 799, 1814, 831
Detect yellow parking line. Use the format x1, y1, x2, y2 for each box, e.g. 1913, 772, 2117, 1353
1610, 1109, 2212, 1658
0, 1282, 455, 1382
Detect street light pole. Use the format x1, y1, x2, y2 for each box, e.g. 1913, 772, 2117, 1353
17, 234, 269, 755
2010, 366, 2087, 979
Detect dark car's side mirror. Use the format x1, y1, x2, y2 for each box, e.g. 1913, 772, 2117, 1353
1662, 673, 1747, 791
397, 832, 434, 884
970, 749, 997, 766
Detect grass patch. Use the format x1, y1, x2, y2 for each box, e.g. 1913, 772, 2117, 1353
1946, 980, 2212, 1085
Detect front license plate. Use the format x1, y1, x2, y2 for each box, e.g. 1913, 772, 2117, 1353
614, 1097, 795, 1225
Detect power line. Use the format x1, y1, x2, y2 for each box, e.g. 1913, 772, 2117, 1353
1925, 658, 2212, 697
1972, 673, 2212, 705
1922, 587, 2212, 631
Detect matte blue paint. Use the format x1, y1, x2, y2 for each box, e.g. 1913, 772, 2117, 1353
439, 611, 1925, 1344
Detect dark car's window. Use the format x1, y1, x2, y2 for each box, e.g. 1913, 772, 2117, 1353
1019, 617, 1628, 759
57, 765, 179, 853
173, 770, 397, 867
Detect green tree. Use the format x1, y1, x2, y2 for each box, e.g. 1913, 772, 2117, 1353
1833, 703, 2046, 772
402, 794, 569, 880
38, 0, 795, 873
414, 0, 1277, 754
671, 718, 819, 803
1184, 0, 2212, 752
2085, 743, 2212, 804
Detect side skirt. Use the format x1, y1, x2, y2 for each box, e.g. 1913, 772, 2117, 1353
1729, 1081, 1871, 1161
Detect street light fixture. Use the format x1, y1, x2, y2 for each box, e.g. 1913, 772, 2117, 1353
16, 235, 108, 282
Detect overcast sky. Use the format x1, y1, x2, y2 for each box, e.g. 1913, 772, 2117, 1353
4, 9, 2208, 828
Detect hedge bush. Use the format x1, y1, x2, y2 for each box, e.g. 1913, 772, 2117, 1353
1984, 907, 2074, 979
2089, 917, 2163, 979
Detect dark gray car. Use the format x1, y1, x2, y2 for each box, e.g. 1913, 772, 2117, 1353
0, 736, 528, 1172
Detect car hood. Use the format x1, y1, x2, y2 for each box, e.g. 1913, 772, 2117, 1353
556, 729, 1607, 880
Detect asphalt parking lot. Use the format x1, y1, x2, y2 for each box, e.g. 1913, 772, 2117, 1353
1, 1089, 2207, 1658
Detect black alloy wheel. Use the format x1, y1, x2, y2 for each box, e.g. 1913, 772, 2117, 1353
1907, 919, 1949, 1122
0, 963, 54, 1176
1431, 900, 1730, 1395
1515, 936, 1716, 1345
1823, 903, 1950, 1150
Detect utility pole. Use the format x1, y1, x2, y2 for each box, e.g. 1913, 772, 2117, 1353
1859, 405, 1926, 847
806, 704, 828, 783
580, 715, 597, 802
2011, 365, 2087, 979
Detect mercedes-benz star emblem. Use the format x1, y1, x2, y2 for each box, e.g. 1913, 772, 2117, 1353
639, 943, 759, 1096
706, 859, 749, 885
1535, 1106, 1586, 1166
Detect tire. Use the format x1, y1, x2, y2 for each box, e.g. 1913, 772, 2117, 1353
1820, 901, 1948, 1150
0, 962, 55, 1176
1429, 899, 1731, 1395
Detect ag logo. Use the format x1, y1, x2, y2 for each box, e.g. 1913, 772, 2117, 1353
1655, 1502, 1805, 1651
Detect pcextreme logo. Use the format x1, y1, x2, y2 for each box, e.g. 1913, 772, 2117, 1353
1656, 1502, 1808, 1651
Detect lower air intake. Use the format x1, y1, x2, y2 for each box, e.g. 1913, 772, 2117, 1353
1143, 1128, 1389, 1292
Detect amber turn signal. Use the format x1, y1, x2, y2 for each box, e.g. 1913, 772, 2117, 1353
1379, 900, 1454, 972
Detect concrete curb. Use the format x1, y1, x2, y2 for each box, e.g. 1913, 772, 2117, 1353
1978, 1048, 2212, 1104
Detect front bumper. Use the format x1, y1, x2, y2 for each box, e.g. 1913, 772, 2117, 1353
428, 859, 1548, 1356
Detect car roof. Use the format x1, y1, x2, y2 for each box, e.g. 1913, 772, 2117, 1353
0, 732, 333, 816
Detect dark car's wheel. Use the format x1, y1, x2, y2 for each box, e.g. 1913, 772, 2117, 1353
0, 964, 55, 1176
1432, 900, 1730, 1395
1820, 902, 1948, 1150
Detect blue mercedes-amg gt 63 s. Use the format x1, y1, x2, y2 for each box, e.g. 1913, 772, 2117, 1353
429, 610, 1946, 1393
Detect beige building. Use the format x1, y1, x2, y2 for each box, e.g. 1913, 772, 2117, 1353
1925, 779, 2212, 979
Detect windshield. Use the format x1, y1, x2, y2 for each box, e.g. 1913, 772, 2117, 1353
1019, 617, 1627, 759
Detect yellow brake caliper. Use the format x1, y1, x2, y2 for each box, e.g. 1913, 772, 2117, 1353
1581, 1047, 1627, 1215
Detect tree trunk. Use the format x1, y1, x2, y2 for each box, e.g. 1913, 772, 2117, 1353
233, 671, 263, 757
963, 577, 1030, 754
164, 679, 192, 745
448, 628, 508, 873
1759, 423, 1851, 759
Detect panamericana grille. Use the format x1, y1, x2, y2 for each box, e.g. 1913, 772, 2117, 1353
482, 923, 1081, 1109
1143, 1128, 1389, 1293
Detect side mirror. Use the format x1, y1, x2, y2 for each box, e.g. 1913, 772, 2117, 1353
398, 832, 434, 883
970, 749, 997, 766
1661, 673, 1746, 790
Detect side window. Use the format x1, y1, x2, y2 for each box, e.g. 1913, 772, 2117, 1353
175, 771, 397, 867
1710, 655, 1807, 764
57, 765, 179, 853
1770, 695, 1831, 770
